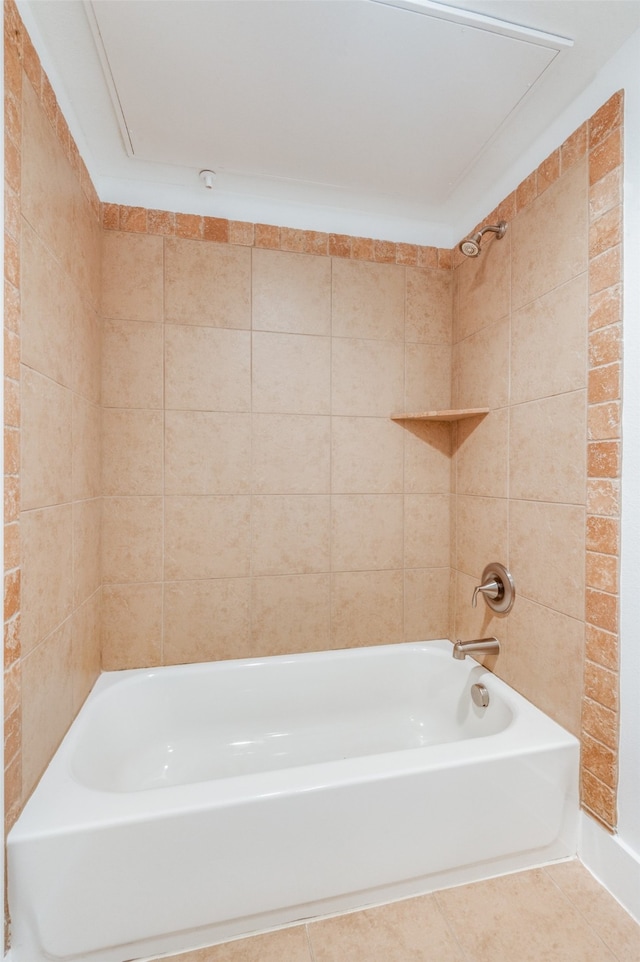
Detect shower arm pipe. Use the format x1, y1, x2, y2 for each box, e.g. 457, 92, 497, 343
458, 220, 507, 257
475, 222, 506, 241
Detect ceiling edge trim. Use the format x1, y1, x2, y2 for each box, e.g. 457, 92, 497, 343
82, 0, 134, 157
371, 0, 574, 49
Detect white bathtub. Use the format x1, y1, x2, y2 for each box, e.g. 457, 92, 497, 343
7, 640, 579, 962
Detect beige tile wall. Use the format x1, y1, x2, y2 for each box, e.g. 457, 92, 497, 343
452, 154, 589, 737
4, 0, 103, 833
100, 231, 454, 668
450, 92, 623, 830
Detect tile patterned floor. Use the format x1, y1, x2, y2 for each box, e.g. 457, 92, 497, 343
168, 860, 640, 962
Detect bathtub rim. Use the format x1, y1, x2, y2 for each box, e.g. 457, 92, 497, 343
7, 638, 579, 842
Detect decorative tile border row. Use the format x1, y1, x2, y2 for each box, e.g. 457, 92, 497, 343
582, 91, 624, 831
4, 0, 27, 839
101, 203, 453, 270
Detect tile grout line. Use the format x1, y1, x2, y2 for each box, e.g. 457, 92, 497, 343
542, 865, 623, 962
161, 235, 166, 665
304, 922, 317, 962
432, 890, 475, 962
328, 254, 333, 648
249, 246, 254, 648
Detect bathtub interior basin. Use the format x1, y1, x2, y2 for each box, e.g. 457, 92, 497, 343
7, 639, 580, 962
71, 641, 513, 792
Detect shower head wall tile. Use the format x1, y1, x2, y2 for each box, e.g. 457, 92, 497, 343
71, 395, 102, 502
72, 498, 102, 608
164, 237, 251, 329
101, 496, 163, 584
405, 267, 452, 344
164, 496, 251, 581
331, 337, 404, 417
453, 232, 510, 342
331, 494, 403, 573
20, 504, 73, 658
453, 315, 509, 410
331, 259, 405, 341
21, 221, 74, 389
454, 495, 508, 579
101, 583, 163, 671
454, 409, 509, 499
102, 319, 164, 410
509, 391, 587, 504
251, 414, 331, 495
163, 579, 252, 664
101, 231, 163, 322
164, 411, 252, 497
510, 275, 587, 404
164, 326, 251, 412
21, 367, 73, 510
251, 574, 331, 656
331, 416, 404, 495
404, 342, 452, 413
330, 570, 404, 649
252, 248, 332, 335
509, 500, 585, 622
252, 332, 331, 415
101, 409, 163, 496
511, 158, 588, 312
251, 495, 330, 577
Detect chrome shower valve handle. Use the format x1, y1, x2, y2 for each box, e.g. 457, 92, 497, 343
471, 563, 516, 614
471, 578, 501, 608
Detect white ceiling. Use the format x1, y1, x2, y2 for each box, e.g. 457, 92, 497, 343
18, 0, 640, 246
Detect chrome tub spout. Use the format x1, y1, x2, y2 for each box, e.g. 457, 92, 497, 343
452, 637, 500, 660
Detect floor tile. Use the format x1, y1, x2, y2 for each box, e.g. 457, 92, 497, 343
545, 860, 640, 962
171, 926, 313, 962
147, 862, 640, 962
435, 867, 619, 962
307, 894, 466, 962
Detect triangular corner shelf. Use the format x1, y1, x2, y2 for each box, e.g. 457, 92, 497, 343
390, 408, 489, 423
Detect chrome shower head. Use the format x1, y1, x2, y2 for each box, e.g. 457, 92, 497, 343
458, 220, 507, 257
460, 234, 482, 257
